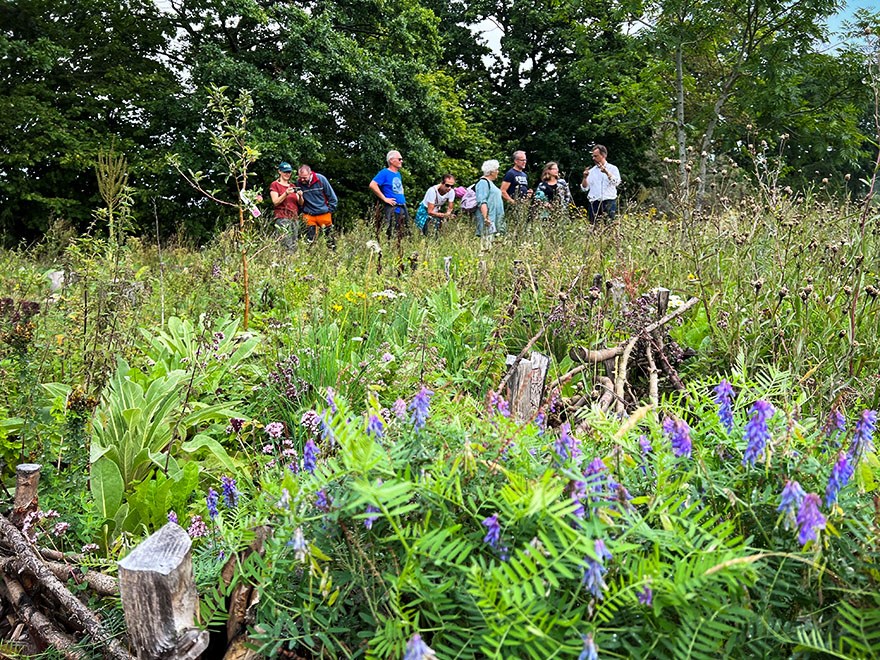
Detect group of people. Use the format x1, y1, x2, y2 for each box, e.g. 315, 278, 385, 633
269, 145, 621, 250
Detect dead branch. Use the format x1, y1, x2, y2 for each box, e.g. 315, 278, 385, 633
0, 572, 84, 659
645, 341, 659, 406
496, 327, 545, 395
0, 557, 117, 597
0, 514, 133, 660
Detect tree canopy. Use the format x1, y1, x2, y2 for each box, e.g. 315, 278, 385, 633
0, 0, 875, 242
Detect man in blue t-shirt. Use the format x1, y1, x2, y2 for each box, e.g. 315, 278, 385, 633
369, 150, 409, 240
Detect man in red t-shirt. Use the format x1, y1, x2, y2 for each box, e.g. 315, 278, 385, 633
269, 162, 304, 250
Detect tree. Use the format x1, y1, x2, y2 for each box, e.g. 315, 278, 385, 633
0, 0, 178, 242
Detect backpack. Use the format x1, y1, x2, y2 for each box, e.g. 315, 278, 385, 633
460, 179, 483, 213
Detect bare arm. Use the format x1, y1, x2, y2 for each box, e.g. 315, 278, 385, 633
369, 180, 395, 205
500, 180, 513, 203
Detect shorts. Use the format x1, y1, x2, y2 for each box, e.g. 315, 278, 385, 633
303, 213, 332, 227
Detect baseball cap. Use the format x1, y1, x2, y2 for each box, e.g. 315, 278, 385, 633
278, 162, 293, 172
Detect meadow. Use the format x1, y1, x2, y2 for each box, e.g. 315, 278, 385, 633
0, 193, 878, 659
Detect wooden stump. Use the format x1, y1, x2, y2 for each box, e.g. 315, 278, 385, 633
10, 463, 41, 528
118, 523, 208, 660
503, 352, 550, 421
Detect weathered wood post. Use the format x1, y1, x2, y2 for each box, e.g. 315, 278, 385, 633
11, 463, 41, 528
118, 522, 208, 660
504, 351, 550, 421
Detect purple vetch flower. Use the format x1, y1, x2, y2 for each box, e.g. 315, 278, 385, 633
578, 633, 599, 660
824, 452, 854, 507
713, 380, 736, 434
777, 480, 806, 530
367, 414, 385, 439
315, 490, 330, 511
409, 386, 434, 430
288, 527, 308, 562
364, 504, 380, 530
571, 479, 588, 519
742, 400, 774, 467
265, 421, 284, 439
482, 514, 501, 549
849, 410, 877, 463
187, 515, 208, 538
638, 584, 653, 606
663, 417, 692, 459
325, 387, 338, 414
303, 439, 319, 474
488, 390, 510, 418
392, 398, 408, 420
403, 633, 436, 660
554, 423, 581, 463
221, 476, 239, 508
582, 539, 612, 599
796, 493, 826, 546
824, 409, 846, 437
206, 488, 219, 519
534, 409, 546, 434
167, 511, 178, 524
638, 434, 652, 475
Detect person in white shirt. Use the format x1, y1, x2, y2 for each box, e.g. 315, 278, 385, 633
415, 174, 457, 236
580, 144, 621, 222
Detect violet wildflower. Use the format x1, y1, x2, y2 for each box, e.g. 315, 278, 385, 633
554, 423, 581, 463
289, 527, 308, 562
52, 521, 70, 537
265, 422, 284, 439
849, 409, 877, 463
482, 514, 501, 549
403, 633, 436, 660
488, 390, 510, 418
325, 386, 338, 413
638, 434, 652, 475
571, 479, 588, 519
167, 511, 178, 524
409, 386, 434, 430
824, 409, 846, 437
796, 493, 826, 546
303, 438, 319, 474
364, 504, 380, 530
582, 539, 612, 600
638, 584, 653, 606
315, 489, 330, 511
824, 452, 854, 507
206, 488, 219, 520
187, 515, 208, 538
777, 480, 805, 530
742, 400, 774, 467
221, 476, 239, 508
578, 633, 599, 660
367, 414, 385, 439
392, 398, 408, 420
229, 418, 245, 433
713, 380, 736, 434
663, 417, 692, 459
534, 409, 546, 434
381, 352, 395, 363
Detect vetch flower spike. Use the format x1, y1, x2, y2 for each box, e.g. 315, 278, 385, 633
824, 452, 854, 508
713, 380, 736, 434
482, 513, 501, 549
777, 479, 805, 530
796, 493, 826, 546
409, 386, 434, 430
742, 400, 774, 467
578, 633, 599, 660
403, 633, 436, 660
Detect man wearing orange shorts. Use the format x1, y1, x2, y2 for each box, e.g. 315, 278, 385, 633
297, 164, 338, 246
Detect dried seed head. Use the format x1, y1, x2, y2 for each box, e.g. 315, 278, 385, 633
778, 287, 789, 299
